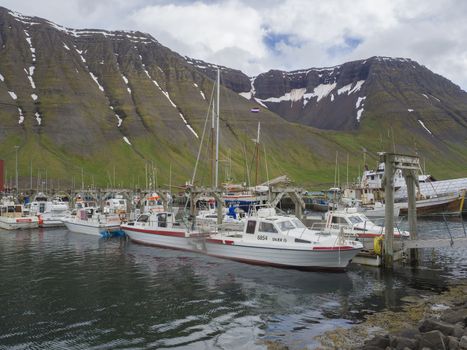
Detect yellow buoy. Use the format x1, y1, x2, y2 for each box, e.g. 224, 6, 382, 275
374, 235, 384, 255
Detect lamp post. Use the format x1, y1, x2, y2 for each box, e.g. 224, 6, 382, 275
14, 145, 19, 191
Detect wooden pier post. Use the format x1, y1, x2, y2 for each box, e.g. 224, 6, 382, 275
383, 154, 395, 269
403, 169, 419, 265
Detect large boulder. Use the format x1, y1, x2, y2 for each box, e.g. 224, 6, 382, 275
363, 335, 390, 349
389, 335, 418, 349
441, 310, 467, 326
419, 319, 456, 336
417, 330, 447, 350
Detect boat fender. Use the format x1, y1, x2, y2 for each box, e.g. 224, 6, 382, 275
373, 235, 384, 256
38, 215, 44, 226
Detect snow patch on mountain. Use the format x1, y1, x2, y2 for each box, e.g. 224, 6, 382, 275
259, 88, 307, 106
0, 73, 4, 82
193, 83, 206, 100
338, 80, 365, 95
303, 83, 337, 106
418, 120, 433, 135
31, 93, 38, 101
179, 113, 199, 138
8, 91, 17, 100
18, 108, 24, 124
35, 112, 42, 125
143, 64, 198, 137
122, 75, 132, 94
23, 30, 36, 62
357, 108, 364, 122
89, 72, 104, 92
356, 96, 366, 109
123, 136, 132, 145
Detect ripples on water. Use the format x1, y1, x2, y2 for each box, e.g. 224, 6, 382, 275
0, 219, 466, 349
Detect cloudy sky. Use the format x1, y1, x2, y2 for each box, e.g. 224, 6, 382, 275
2, 0, 467, 89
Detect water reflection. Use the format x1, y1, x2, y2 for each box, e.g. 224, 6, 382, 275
0, 217, 465, 349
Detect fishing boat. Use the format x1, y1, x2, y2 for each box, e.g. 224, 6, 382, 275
122, 207, 362, 270
313, 208, 409, 249
62, 207, 122, 237
25, 193, 70, 227
121, 211, 202, 250
205, 208, 362, 270
395, 192, 466, 217
0, 197, 39, 230
123, 68, 362, 270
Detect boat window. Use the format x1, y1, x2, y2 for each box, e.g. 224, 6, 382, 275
246, 220, 256, 234
348, 216, 363, 224
331, 216, 347, 224
259, 222, 278, 234
277, 220, 295, 231
158, 213, 167, 228
137, 214, 149, 223
292, 219, 306, 229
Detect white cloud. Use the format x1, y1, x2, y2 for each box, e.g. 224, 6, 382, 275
3, 0, 467, 89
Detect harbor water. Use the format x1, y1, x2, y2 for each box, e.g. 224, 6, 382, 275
0, 219, 466, 349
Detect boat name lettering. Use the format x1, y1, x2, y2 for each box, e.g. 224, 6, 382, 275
272, 237, 286, 242
257, 234, 268, 241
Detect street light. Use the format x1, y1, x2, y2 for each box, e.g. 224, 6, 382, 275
14, 145, 19, 191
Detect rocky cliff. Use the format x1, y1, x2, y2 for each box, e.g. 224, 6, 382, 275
0, 7, 466, 188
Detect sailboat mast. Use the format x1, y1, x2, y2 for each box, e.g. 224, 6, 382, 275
211, 103, 215, 187
255, 122, 260, 186
215, 68, 220, 188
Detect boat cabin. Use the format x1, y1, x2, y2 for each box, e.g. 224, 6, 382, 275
104, 196, 127, 214
131, 212, 177, 229
0, 203, 25, 218
239, 208, 315, 243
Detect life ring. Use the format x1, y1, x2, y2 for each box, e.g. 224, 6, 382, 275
374, 235, 384, 255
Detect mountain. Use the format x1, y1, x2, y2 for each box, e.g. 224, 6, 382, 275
0, 7, 466, 189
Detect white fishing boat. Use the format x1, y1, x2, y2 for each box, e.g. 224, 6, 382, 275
123, 68, 362, 270
205, 208, 363, 270
0, 197, 39, 230
122, 211, 201, 250
26, 193, 70, 227
314, 208, 409, 249
62, 208, 122, 237
122, 207, 362, 270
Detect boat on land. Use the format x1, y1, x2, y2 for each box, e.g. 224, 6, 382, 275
0, 197, 39, 230
122, 207, 363, 270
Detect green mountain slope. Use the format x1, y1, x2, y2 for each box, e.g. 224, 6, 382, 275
0, 7, 466, 190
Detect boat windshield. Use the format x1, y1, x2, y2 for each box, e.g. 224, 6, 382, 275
292, 219, 306, 229
348, 215, 363, 224
277, 220, 295, 231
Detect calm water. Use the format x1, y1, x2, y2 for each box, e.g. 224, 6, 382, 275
1, 219, 466, 349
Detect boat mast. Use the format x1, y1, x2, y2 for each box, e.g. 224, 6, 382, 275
255, 122, 260, 187
215, 68, 220, 188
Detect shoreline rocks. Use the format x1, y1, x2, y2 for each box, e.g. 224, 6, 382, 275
315, 282, 467, 350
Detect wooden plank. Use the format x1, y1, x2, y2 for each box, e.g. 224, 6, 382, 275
403, 237, 467, 249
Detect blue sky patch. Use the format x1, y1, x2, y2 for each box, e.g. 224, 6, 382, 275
327, 36, 362, 58
263, 31, 301, 52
